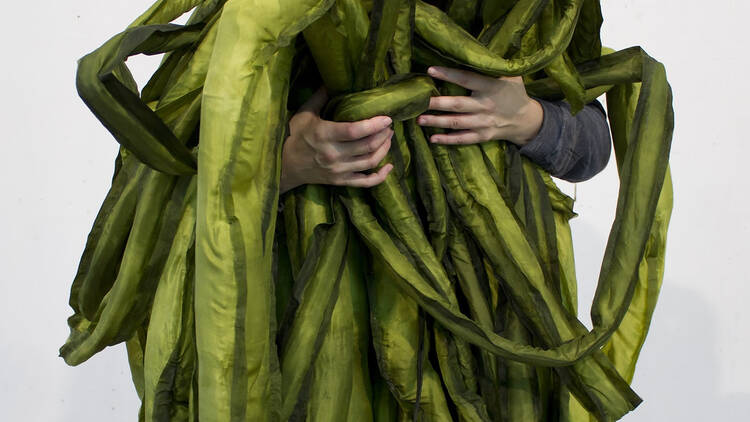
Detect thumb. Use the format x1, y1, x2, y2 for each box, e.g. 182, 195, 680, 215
299, 85, 328, 115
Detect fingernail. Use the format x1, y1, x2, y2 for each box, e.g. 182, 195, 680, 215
428, 66, 438, 75
382, 116, 392, 126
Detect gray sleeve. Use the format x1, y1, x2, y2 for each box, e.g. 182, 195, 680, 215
518, 96, 612, 183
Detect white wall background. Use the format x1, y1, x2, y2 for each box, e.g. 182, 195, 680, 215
1, 0, 747, 420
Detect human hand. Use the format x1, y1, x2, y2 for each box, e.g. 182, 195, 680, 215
280, 85, 395, 194
417, 66, 544, 146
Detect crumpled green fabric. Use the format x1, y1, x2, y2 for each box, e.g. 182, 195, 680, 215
59, 1, 674, 421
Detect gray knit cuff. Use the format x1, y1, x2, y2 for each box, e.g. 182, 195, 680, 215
519, 96, 563, 171
518, 96, 611, 182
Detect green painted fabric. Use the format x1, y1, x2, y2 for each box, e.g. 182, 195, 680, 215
60, 1, 674, 421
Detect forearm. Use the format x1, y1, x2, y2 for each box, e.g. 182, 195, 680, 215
519, 97, 612, 183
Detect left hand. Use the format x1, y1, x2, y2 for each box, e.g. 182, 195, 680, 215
417, 66, 544, 146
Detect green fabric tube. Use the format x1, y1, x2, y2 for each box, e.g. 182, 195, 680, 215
193, 0, 335, 419
75, 23, 204, 174
414, 0, 583, 76
602, 80, 674, 384
70, 155, 145, 320
143, 176, 197, 421
60, 167, 179, 365
61, 1, 676, 421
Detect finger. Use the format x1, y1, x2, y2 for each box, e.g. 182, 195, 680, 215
338, 164, 394, 188
416, 113, 488, 130
299, 85, 328, 114
427, 95, 488, 113
317, 115, 392, 142
427, 66, 496, 92
337, 127, 393, 158
333, 135, 391, 174
429, 129, 487, 145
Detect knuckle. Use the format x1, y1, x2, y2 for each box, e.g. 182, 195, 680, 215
345, 124, 360, 140
317, 152, 336, 168
478, 98, 494, 112
380, 138, 391, 153
313, 153, 326, 167
378, 141, 390, 155
449, 118, 462, 129
328, 163, 346, 174
367, 138, 380, 153
323, 150, 339, 164
382, 128, 394, 142
311, 125, 325, 144
314, 151, 337, 168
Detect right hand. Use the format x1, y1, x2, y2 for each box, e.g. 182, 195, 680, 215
280, 85, 395, 194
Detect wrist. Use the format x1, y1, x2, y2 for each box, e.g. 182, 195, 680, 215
511, 97, 544, 146
279, 136, 300, 194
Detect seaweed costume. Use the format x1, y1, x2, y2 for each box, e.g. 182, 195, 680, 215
59, 0, 674, 421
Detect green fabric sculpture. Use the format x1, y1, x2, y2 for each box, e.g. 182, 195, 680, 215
59, 0, 674, 420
